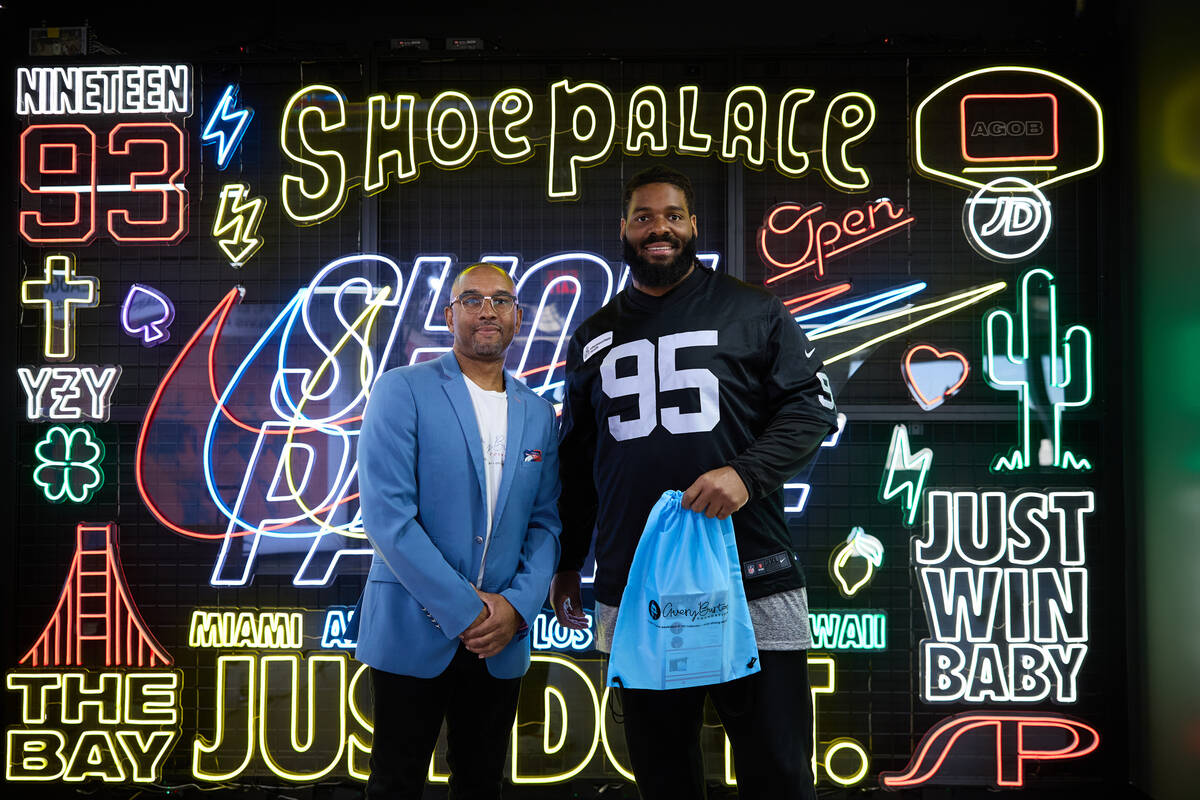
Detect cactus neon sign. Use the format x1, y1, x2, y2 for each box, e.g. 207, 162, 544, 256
982, 268, 1093, 472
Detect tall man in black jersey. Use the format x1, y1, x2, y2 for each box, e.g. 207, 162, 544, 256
550, 166, 838, 800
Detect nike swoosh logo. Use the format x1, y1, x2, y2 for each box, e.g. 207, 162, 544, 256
805, 347, 816, 358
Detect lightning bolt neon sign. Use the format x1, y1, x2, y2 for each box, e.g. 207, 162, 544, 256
212, 183, 266, 267
879, 423, 933, 527
201, 84, 253, 170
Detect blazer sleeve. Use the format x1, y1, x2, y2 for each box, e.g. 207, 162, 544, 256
500, 398, 562, 627
358, 370, 484, 638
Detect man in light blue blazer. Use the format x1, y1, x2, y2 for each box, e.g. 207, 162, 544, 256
355, 262, 561, 799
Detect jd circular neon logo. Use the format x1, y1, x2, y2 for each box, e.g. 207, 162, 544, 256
962, 176, 1052, 262
648, 600, 661, 620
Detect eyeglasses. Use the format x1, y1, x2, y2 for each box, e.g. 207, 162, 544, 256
451, 293, 518, 314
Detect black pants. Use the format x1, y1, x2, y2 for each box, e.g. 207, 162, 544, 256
618, 649, 817, 800
365, 645, 521, 800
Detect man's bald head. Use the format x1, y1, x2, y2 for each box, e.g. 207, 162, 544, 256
450, 262, 514, 297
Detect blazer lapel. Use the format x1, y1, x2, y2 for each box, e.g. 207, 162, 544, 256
490, 384, 525, 531
439, 355, 487, 508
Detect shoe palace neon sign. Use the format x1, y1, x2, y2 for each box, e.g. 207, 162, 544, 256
278, 81, 879, 222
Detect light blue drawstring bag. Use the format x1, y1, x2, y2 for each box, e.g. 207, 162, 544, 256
608, 490, 760, 690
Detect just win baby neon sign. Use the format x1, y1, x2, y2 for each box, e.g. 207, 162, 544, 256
912, 489, 1095, 704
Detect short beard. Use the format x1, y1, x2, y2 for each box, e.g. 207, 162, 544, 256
623, 234, 697, 289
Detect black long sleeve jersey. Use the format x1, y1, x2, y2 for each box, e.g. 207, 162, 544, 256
557, 264, 839, 607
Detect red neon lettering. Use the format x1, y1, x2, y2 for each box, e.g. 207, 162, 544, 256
20, 124, 97, 244
880, 712, 1098, 789
107, 123, 188, 244
19, 122, 188, 245
759, 200, 914, 285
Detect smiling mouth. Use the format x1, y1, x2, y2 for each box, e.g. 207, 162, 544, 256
642, 241, 678, 256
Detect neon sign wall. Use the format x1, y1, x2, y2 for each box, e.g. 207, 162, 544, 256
8, 52, 1114, 792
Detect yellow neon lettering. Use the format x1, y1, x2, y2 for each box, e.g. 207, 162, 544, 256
724, 655, 844, 786
63, 730, 125, 782
427, 90, 478, 169
821, 91, 875, 191
124, 672, 179, 725
280, 84, 348, 225
777, 88, 816, 176
625, 85, 669, 155
115, 731, 177, 782
599, 686, 635, 781
6, 730, 66, 781
548, 79, 615, 199
510, 654, 600, 784
489, 88, 534, 163
257, 654, 346, 781
543, 686, 568, 754
189, 610, 304, 649
60, 672, 121, 725
8, 673, 61, 724
721, 85, 767, 167
677, 86, 712, 153
364, 93, 417, 193
822, 738, 870, 786
346, 662, 372, 781
192, 655, 256, 780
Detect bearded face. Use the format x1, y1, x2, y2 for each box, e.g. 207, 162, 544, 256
621, 182, 700, 290
622, 229, 697, 289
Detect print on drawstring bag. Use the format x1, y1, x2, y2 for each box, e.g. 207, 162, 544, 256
607, 490, 760, 690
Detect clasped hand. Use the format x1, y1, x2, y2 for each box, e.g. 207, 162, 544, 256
460, 589, 521, 658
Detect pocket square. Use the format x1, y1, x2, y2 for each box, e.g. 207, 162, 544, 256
523, 449, 542, 462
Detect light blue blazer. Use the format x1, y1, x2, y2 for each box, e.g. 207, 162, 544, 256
355, 352, 561, 679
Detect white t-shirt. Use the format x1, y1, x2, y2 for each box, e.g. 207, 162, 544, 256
464, 375, 508, 584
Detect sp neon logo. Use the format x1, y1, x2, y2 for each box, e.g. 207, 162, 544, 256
881, 711, 1099, 789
